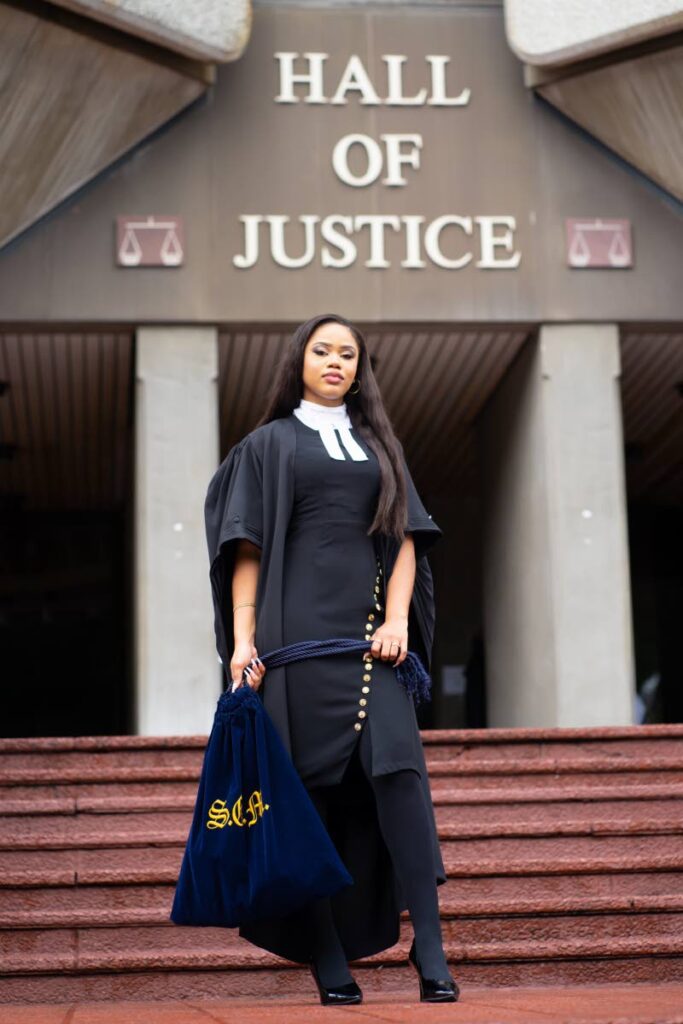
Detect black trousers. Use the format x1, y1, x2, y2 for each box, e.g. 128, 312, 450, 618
306, 722, 448, 983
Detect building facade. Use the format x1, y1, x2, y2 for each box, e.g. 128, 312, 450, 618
1, 0, 682, 737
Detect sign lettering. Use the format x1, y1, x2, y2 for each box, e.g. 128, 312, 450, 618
233, 51, 520, 272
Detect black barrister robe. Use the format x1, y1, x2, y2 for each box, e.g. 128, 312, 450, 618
204, 414, 445, 964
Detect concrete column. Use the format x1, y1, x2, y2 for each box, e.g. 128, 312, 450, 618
479, 324, 635, 727
134, 327, 220, 735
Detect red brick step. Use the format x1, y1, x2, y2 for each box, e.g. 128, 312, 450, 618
1, 724, 682, 1004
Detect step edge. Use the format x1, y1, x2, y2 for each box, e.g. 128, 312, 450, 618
3, 858, 683, 890
2, 723, 682, 754
4, 893, 683, 929
2, 819, 683, 849
3, 787, 683, 814
4, 935, 683, 977
4, 761, 683, 786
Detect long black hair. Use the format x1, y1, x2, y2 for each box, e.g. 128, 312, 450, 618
255, 313, 408, 540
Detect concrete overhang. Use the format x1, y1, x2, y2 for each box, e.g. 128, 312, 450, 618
503, 1, 683, 202
48, 0, 252, 61
0, 0, 253, 249
504, 0, 683, 67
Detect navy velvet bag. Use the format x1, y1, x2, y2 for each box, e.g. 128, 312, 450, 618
170, 682, 353, 928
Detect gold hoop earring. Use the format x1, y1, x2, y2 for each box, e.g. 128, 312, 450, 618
348, 378, 361, 395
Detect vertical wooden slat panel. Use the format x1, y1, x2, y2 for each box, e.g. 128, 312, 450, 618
3, 336, 31, 502
52, 333, 72, 507
0, 335, 17, 499
394, 331, 447, 441
114, 331, 132, 506
97, 332, 118, 509
0, 329, 133, 510
621, 328, 683, 505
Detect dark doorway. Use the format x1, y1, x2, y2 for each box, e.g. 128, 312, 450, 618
1, 508, 130, 736
628, 504, 683, 725
0, 328, 134, 737
620, 327, 683, 725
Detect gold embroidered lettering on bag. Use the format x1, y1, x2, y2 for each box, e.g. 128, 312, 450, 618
206, 790, 270, 829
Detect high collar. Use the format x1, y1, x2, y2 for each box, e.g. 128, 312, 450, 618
295, 397, 350, 424
292, 398, 367, 462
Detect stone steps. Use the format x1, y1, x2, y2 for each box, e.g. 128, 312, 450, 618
4, 922, 683, 976
3, 884, 683, 930
1, 724, 682, 1003
3, 810, 682, 846
5, 958, 683, 1005
2, 844, 683, 887
3, 782, 682, 813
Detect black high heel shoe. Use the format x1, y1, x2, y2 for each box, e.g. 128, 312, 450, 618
309, 961, 363, 1006
408, 939, 459, 1003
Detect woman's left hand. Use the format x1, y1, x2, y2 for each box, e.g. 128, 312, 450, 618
367, 616, 408, 667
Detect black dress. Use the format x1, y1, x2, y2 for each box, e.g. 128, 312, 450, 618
284, 415, 428, 788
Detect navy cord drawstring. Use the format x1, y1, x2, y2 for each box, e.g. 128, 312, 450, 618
240, 637, 432, 704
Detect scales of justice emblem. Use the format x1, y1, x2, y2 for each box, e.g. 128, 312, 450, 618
566, 218, 632, 269
116, 216, 184, 267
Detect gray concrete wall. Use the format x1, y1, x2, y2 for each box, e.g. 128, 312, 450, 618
479, 337, 558, 726
134, 327, 220, 735
479, 324, 635, 727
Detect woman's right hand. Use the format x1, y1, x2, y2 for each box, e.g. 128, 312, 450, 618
230, 641, 266, 691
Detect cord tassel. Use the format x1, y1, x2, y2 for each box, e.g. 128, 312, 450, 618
395, 651, 432, 705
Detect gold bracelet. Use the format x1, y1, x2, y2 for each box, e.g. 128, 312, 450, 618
233, 602, 256, 612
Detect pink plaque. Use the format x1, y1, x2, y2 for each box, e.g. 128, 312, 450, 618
565, 218, 632, 269
116, 216, 184, 267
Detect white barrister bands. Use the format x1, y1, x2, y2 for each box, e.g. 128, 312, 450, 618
293, 398, 369, 462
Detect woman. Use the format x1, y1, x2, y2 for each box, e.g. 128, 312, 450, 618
204, 313, 459, 1005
